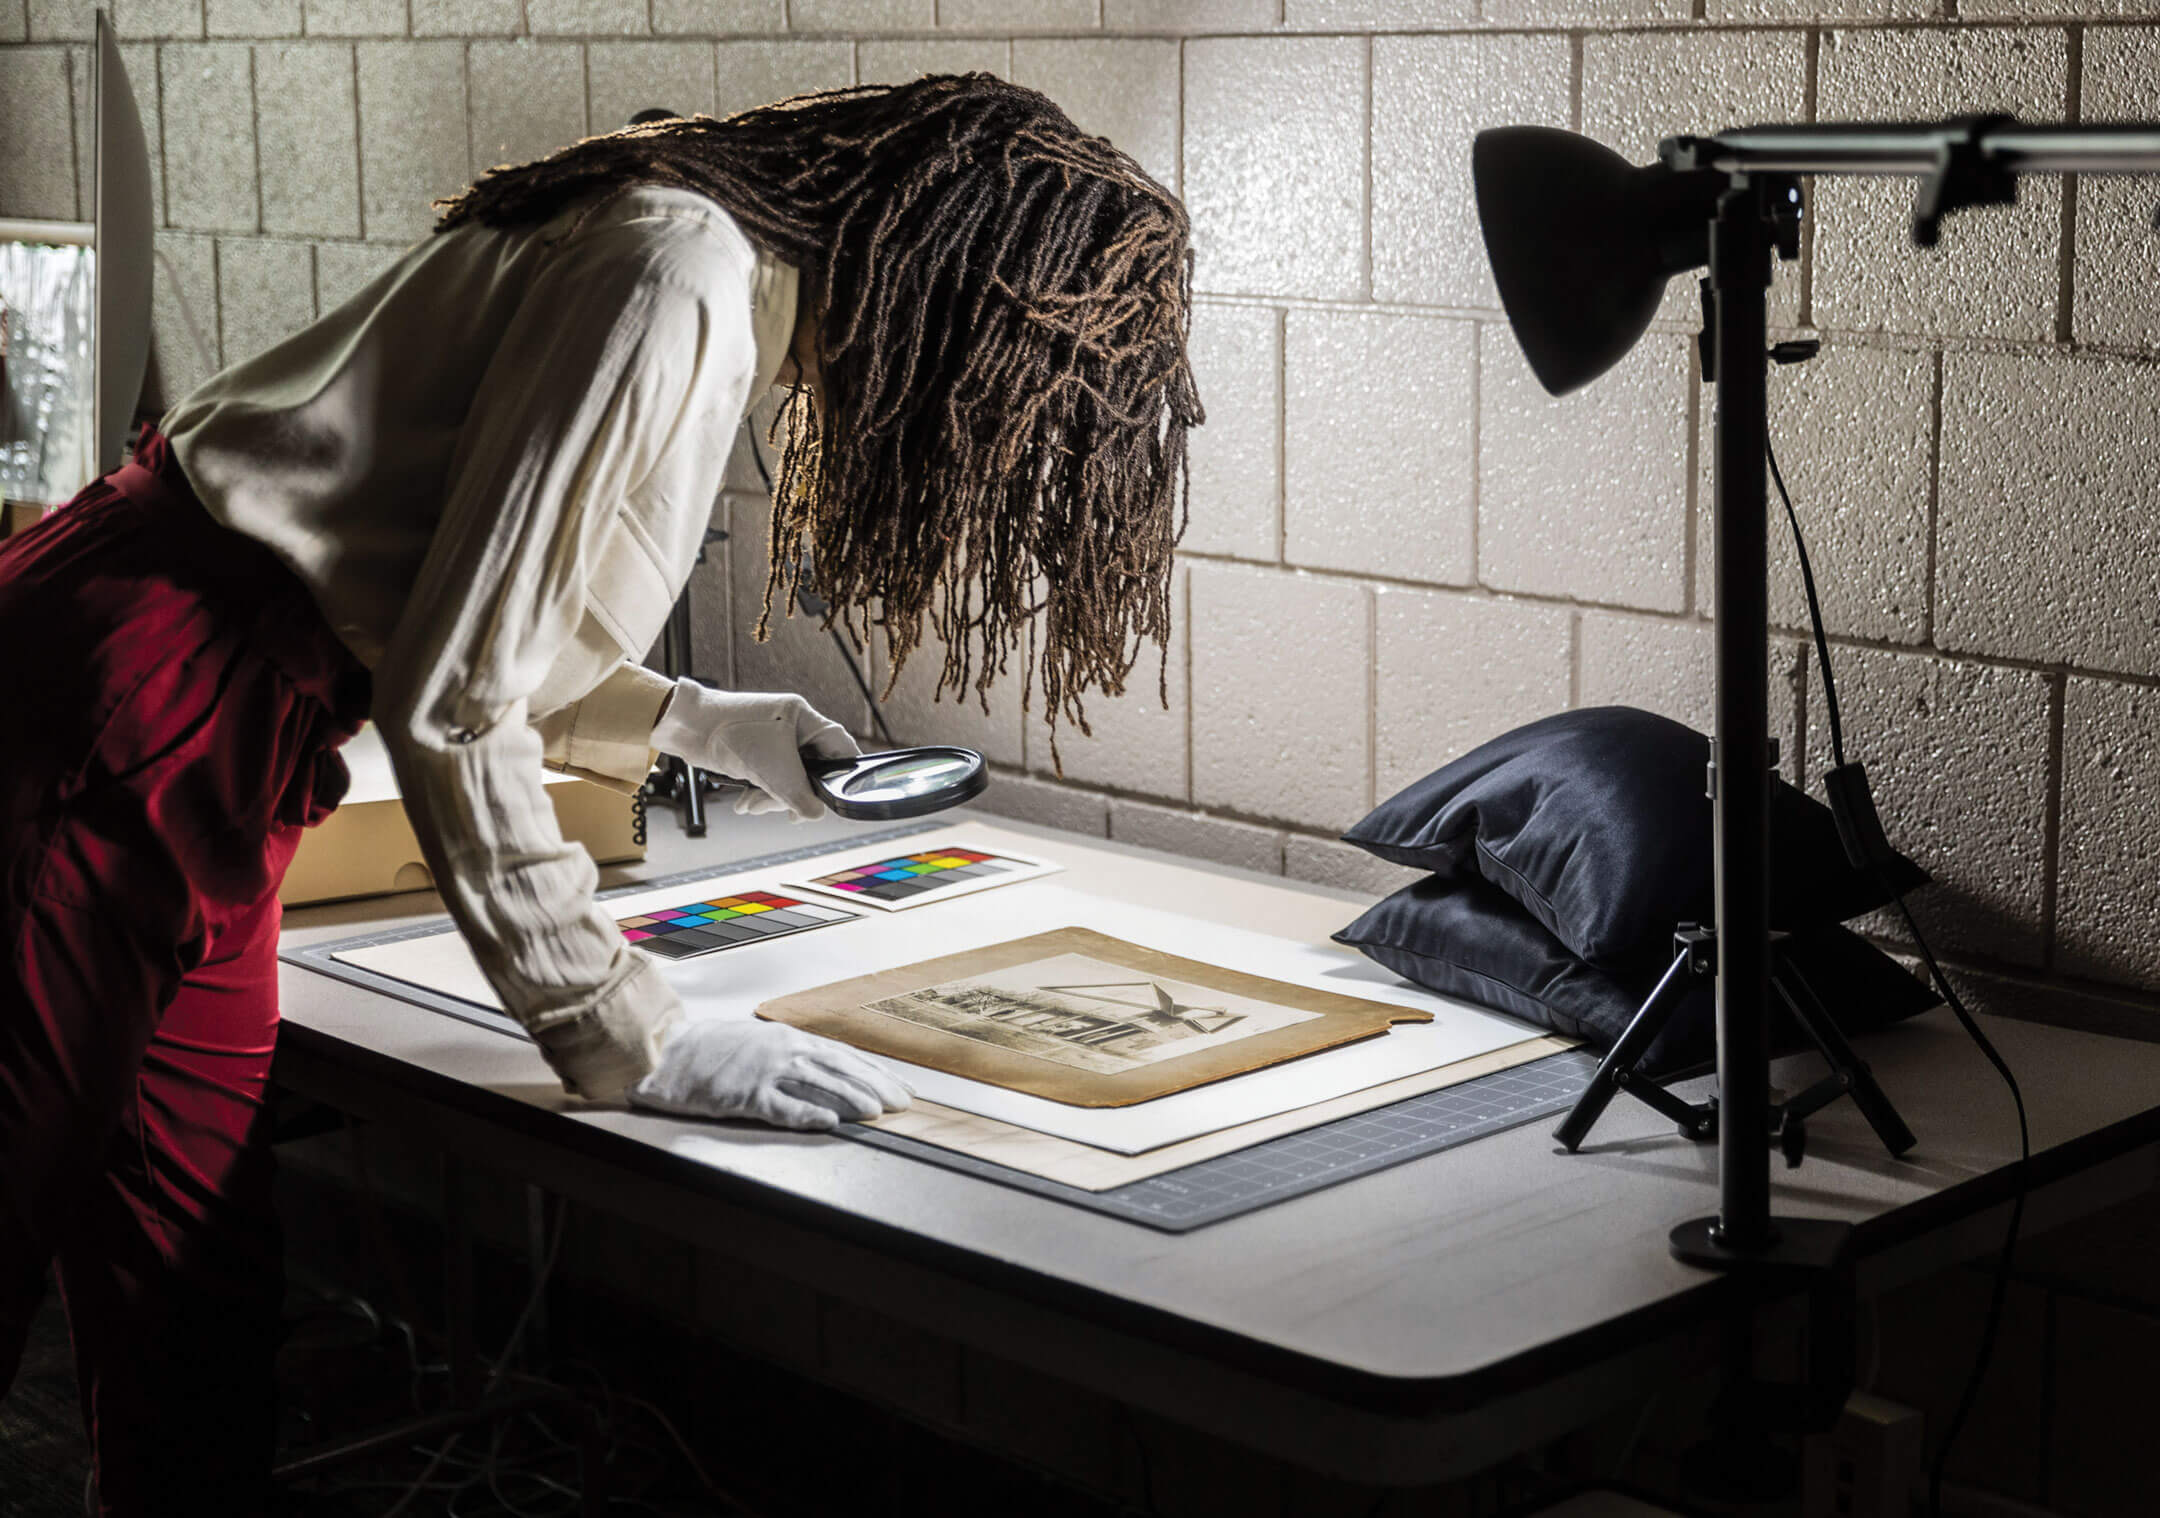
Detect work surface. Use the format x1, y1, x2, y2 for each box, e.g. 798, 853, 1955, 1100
276, 810, 2160, 1480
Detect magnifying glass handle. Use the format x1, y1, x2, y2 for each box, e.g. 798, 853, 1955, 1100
802, 747, 854, 778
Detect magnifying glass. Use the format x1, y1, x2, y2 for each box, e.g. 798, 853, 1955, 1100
802, 745, 988, 822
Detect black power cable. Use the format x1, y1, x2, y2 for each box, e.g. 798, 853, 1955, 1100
740, 423, 898, 748
1766, 433, 2031, 1518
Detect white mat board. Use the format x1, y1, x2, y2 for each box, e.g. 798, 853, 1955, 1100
334, 831, 1545, 1154
860, 1035, 1577, 1191
778, 845, 1062, 912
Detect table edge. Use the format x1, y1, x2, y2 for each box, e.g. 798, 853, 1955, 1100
274, 1018, 2160, 1420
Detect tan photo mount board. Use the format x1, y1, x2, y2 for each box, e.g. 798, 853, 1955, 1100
758, 926, 1435, 1108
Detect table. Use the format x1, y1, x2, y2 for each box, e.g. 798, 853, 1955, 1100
272, 810, 2160, 1485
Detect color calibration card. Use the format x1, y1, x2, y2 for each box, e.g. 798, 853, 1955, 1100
618, 891, 859, 960
782, 845, 1061, 914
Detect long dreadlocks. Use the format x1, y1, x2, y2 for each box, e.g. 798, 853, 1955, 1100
434, 74, 1202, 752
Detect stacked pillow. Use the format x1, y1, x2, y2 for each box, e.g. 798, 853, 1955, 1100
1333, 707, 1938, 1076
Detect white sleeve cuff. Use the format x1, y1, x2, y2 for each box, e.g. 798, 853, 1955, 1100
527, 951, 686, 1103
542, 661, 674, 788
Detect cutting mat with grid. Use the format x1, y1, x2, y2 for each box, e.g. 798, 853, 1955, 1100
285, 817, 1593, 1235
841, 1047, 1602, 1233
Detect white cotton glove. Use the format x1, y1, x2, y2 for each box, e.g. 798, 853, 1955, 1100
651, 680, 861, 820
627, 1018, 914, 1131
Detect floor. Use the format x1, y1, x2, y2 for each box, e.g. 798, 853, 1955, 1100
0, 1288, 89, 1518
1, 1282, 475, 1517
0, 1270, 1134, 1518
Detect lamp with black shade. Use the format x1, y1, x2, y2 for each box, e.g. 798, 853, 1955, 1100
1471, 117, 2160, 1275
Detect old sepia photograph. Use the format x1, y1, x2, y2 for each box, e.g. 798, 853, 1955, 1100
760, 927, 1433, 1105
858, 953, 1323, 1077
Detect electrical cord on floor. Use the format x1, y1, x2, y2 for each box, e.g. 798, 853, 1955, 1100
296, 1122, 755, 1514
1767, 435, 2031, 1518
742, 424, 898, 749
284, 1230, 757, 1512
493, 1359, 763, 1516
378, 1197, 569, 1517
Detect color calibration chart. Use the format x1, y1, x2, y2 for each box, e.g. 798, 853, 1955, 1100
784, 846, 1059, 913
617, 891, 859, 960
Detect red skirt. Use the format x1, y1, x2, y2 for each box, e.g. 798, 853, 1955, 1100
0, 431, 369, 1513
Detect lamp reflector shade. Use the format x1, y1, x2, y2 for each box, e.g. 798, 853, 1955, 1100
1473, 126, 1689, 398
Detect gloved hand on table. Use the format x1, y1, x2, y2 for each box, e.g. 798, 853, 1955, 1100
628, 1018, 914, 1131
651, 681, 860, 819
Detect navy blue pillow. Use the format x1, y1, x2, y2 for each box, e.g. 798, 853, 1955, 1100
1334, 874, 1940, 1077
1341, 706, 1927, 972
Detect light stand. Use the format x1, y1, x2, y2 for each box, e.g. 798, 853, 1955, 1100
644, 523, 731, 837
1474, 117, 2160, 1275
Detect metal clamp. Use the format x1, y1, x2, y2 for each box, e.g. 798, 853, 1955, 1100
1913, 114, 2020, 247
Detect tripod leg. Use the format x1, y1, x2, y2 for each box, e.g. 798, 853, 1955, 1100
1554, 949, 1701, 1152
679, 757, 707, 838
663, 584, 694, 682
1772, 957, 1916, 1158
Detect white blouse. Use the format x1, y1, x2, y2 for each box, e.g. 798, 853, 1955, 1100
164, 184, 799, 1101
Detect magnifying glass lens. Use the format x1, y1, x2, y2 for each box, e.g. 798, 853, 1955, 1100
849, 755, 971, 800
804, 746, 988, 820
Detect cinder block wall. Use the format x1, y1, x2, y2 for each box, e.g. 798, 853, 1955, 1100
3, 3, 2156, 1034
